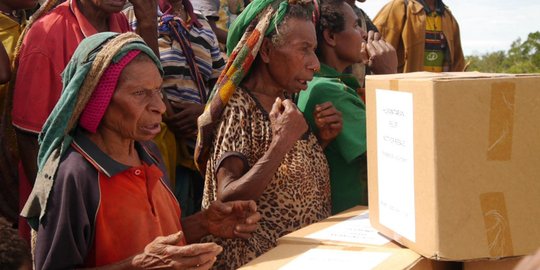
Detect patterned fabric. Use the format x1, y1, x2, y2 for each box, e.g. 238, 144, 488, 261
201, 87, 331, 269
423, 11, 449, 72
194, 4, 275, 172
158, 14, 224, 104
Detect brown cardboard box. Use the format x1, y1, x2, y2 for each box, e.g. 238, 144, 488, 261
365, 72, 540, 261
278, 206, 401, 248
239, 243, 431, 270
463, 256, 523, 270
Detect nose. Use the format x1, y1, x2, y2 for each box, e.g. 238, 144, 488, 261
149, 91, 166, 115
306, 53, 320, 74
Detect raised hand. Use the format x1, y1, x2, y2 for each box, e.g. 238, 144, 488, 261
313, 101, 342, 148
269, 97, 308, 150
363, 30, 398, 74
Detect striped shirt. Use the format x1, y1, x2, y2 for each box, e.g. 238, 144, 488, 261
124, 8, 225, 105
423, 12, 449, 72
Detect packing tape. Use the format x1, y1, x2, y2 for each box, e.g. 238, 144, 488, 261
487, 82, 515, 161
389, 79, 400, 90
479, 192, 514, 257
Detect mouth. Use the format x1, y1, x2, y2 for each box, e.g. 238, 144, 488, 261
297, 79, 311, 90
141, 123, 161, 136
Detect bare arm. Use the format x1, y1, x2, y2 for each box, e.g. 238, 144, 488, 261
15, 128, 39, 184
217, 98, 308, 202
129, 0, 159, 57
207, 19, 228, 45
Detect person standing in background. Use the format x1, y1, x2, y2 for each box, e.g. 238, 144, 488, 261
0, 0, 38, 240
373, 0, 465, 73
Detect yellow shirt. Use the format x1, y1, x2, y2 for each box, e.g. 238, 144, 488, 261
0, 13, 26, 104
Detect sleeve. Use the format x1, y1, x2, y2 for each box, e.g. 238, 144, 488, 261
34, 152, 99, 269
373, 0, 407, 52
209, 101, 255, 173
209, 39, 225, 80
449, 13, 465, 71
298, 81, 367, 164
12, 45, 61, 133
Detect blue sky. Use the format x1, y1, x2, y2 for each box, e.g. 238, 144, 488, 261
358, 0, 540, 56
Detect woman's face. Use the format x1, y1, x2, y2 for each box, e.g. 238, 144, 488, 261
265, 18, 320, 95
333, 2, 367, 65
100, 57, 165, 142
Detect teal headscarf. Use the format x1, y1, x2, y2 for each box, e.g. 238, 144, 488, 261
21, 32, 162, 229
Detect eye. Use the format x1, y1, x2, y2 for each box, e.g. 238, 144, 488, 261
132, 89, 146, 96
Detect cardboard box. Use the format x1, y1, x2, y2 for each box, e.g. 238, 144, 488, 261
463, 256, 523, 270
278, 206, 401, 248
366, 72, 540, 260
239, 243, 431, 270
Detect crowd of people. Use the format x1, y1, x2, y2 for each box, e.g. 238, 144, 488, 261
2, 0, 538, 269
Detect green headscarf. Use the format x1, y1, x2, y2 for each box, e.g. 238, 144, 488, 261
21, 32, 162, 229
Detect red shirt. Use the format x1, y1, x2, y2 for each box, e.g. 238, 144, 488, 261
34, 131, 184, 269
12, 0, 130, 133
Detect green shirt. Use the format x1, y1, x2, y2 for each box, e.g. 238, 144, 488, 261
297, 64, 368, 214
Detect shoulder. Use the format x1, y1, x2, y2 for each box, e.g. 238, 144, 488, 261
55, 147, 98, 189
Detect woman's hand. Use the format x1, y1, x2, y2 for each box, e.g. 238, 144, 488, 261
269, 97, 308, 150
132, 232, 222, 269
204, 200, 261, 239
163, 102, 204, 139
313, 102, 342, 148
361, 31, 398, 74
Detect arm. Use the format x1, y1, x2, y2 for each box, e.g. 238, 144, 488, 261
128, 0, 159, 57
207, 18, 228, 45
15, 128, 39, 184
449, 14, 465, 71
0, 44, 10, 84
216, 98, 308, 202
372, 0, 407, 60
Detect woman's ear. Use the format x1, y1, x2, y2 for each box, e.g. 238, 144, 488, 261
322, 29, 337, 47
259, 38, 273, 63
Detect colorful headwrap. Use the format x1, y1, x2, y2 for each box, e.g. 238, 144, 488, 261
194, 0, 314, 173
21, 32, 163, 229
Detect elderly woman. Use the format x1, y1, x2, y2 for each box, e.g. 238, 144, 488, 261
297, 0, 393, 214
21, 32, 260, 270
194, 0, 343, 268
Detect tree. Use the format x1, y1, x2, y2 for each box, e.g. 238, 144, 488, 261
466, 31, 540, 73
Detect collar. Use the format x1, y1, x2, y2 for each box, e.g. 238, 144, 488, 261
0, 12, 22, 29
71, 129, 160, 178
315, 63, 361, 90
69, 0, 125, 38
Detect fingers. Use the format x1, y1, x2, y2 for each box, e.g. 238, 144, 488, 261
210, 200, 233, 215
157, 231, 185, 245
269, 97, 283, 121
233, 222, 259, 239
171, 243, 222, 270
281, 99, 299, 114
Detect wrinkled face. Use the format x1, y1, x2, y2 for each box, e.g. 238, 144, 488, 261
100, 57, 165, 142
3, 0, 38, 10
89, 0, 127, 14
334, 2, 367, 65
265, 18, 320, 94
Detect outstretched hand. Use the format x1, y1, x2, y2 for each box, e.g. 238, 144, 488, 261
133, 231, 222, 269
205, 200, 261, 239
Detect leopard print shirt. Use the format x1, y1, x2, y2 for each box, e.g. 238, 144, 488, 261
201, 87, 332, 269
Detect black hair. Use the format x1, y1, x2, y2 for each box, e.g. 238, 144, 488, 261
268, 0, 315, 47
315, 0, 347, 55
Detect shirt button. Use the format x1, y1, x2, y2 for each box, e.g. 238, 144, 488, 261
134, 169, 142, 176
